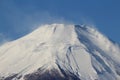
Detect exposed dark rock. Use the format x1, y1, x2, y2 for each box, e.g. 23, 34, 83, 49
4, 74, 18, 80
24, 67, 80, 80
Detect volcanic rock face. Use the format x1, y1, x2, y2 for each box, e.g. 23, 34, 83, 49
24, 67, 80, 80
0, 24, 120, 80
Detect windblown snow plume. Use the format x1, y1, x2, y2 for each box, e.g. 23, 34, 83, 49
0, 24, 120, 80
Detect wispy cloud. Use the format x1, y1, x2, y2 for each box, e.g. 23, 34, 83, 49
0, 0, 74, 37
0, 0, 96, 42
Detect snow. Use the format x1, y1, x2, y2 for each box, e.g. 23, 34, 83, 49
0, 23, 120, 80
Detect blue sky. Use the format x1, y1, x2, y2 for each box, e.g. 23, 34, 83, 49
0, 0, 120, 44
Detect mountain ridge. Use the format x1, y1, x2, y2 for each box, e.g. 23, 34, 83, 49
0, 24, 120, 80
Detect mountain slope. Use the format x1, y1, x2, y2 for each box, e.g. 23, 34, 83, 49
0, 24, 120, 80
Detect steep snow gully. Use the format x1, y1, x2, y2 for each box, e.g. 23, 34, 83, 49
0, 24, 120, 80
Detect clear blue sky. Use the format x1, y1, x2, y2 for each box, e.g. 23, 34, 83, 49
0, 0, 120, 43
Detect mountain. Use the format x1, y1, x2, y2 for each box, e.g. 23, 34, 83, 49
0, 24, 120, 80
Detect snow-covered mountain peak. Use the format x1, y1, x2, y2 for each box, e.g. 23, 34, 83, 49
0, 23, 120, 80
